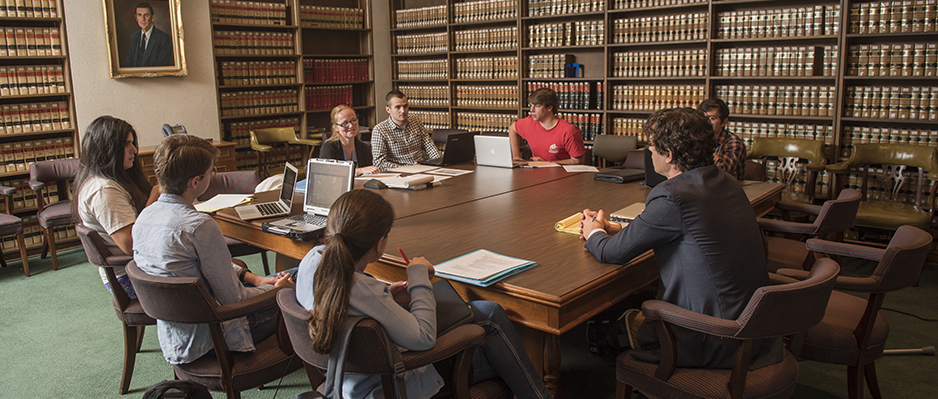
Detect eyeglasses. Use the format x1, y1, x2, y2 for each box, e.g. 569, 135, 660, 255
334, 118, 359, 128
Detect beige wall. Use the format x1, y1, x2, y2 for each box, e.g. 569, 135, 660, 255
372, 1, 390, 122
64, 0, 219, 148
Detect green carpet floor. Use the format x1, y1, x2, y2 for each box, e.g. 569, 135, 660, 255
1, 248, 935, 398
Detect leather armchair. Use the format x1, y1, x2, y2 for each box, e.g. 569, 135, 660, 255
747, 137, 827, 203
250, 127, 322, 178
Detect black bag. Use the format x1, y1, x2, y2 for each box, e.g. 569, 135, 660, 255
142, 380, 212, 399
585, 309, 631, 361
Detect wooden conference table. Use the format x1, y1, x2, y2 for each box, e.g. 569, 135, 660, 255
213, 164, 784, 397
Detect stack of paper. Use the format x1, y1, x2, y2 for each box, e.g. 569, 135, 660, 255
434, 249, 536, 287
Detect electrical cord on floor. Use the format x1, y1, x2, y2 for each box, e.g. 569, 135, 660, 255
268, 353, 295, 399
881, 307, 938, 322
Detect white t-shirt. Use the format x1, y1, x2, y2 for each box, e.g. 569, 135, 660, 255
77, 175, 138, 284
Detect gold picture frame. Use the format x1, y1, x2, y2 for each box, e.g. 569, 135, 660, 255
102, 0, 186, 78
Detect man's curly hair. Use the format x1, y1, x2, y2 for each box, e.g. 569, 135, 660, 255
643, 107, 717, 173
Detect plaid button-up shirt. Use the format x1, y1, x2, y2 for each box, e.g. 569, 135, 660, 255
371, 116, 440, 170
715, 129, 747, 179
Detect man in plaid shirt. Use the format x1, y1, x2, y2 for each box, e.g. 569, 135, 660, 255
698, 98, 746, 179
371, 90, 440, 171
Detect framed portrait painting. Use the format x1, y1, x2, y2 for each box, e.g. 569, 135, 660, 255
103, 0, 187, 78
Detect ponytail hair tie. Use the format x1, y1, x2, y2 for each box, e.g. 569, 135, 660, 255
333, 233, 343, 240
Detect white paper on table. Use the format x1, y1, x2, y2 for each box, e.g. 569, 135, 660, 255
562, 165, 600, 173
388, 165, 440, 174
194, 194, 253, 213
427, 168, 473, 176
383, 174, 435, 188
354, 173, 400, 181
435, 249, 532, 280
431, 175, 452, 182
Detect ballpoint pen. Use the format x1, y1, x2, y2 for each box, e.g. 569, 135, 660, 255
398, 247, 410, 265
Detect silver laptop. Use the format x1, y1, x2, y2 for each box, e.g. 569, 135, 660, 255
262, 158, 354, 240
474, 135, 526, 168
234, 162, 298, 220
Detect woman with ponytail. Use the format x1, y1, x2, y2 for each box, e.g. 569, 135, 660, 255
296, 190, 552, 399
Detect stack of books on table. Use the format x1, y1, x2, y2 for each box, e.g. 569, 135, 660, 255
434, 249, 536, 287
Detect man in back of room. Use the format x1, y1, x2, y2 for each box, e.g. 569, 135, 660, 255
371, 90, 440, 170
508, 87, 585, 165
697, 98, 746, 179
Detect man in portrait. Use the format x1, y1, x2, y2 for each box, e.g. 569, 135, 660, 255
120, 2, 174, 68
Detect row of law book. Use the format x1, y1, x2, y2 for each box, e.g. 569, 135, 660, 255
1, 101, 70, 134
212, 31, 294, 56
528, 54, 575, 79
840, 173, 924, 205
455, 111, 516, 133
611, 85, 706, 112
1, 217, 77, 252
714, 46, 825, 77
398, 59, 448, 80
219, 89, 298, 117
411, 111, 450, 131
614, 0, 705, 9
529, 0, 604, 17
304, 58, 369, 83
457, 56, 518, 80
395, 32, 448, 55
612, 118, 834, 149
557, 112, 604, 141
297, 5, 363, 30
716, 5, 842, 39
528, 20, 604, 48
398, 85, 449, 107
395, 4, 446, 29
848, 43, 938, 77
305, 85, 352, 111
612, 49, 708, 78
454, 27, 518, 52
209, 0, 287, 26
0, 0, 58, 18
849, 1, 938, 34
455, 85, 518, 108
528, 81, 605, 111
455, 0, 516, 23
0, 64, 66, 96
235, 147, 302, 171
844, 85, 938, 120
218, 60, 297, 86
0, 27, 62, 57
1, 179, 57, 211
714, 85, 836, 117
226, 117, 299, 147
842, 127, 938, 158
612, 14, 709, 44
0, 137, 74, 174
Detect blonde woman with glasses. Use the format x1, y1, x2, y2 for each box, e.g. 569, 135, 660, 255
321, 105, 380, 176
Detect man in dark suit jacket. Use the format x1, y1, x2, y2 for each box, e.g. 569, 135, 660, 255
121, 2, 173, 68
580, 107, 782, 370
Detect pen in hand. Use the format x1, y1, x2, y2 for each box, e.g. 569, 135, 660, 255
398, 247, 410, 265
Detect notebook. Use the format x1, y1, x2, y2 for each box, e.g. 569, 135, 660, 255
262, 159, 354, 241
233, 162, 298, 220
419, 132, 476, 166
474, 135, 526, 168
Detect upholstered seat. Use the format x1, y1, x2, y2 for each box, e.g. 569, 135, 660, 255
250, 127, 321, 178
593, 134, 638, 168
0, 185, 29, 276
28, 158, 80, 270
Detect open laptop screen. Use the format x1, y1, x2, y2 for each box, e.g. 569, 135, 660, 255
304, 159, 354, 215
280, 164, 298, 205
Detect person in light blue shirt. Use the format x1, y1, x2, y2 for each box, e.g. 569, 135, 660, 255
133, 134, 293, 364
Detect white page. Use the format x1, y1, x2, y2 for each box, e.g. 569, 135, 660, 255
354, 173, 400, 181
427, 168, 473, 176
562, 165, 600, 173
194, 194, 252, 213
388, 165, 440, 174
435, 249, 531, 280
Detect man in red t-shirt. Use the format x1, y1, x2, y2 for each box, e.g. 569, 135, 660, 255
508, 88, 586, 164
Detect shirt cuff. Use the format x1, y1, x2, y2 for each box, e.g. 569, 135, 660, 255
586, 228, 607, 240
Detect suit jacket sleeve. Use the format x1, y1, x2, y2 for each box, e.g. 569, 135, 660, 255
121, 31, 141, 67
585, 186, 682, 264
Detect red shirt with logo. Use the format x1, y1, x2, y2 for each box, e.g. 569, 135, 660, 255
515, 116, 585, 162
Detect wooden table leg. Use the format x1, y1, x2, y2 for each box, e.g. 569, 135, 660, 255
517, 324, 563, 399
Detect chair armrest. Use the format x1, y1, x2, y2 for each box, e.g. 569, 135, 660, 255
251, 142, 274, 152
0, 185, 15, 196
805, 238, 885, 261
103, 254, 134, 268
641, 300, 741, 339
214, 287, 282, 321
757, 218, 817, 235
773, 201, 822, 215
28, 179, 45, 191
400, 324, 485, 370
294, 138, 322, 147
777, 267, 878, 292
768, 272, 800, 285
825, 159, 853, 173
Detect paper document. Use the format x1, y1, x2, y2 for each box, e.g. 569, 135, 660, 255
194, 194, 253, 213
562, 165, 600, 173
554, 213, 582, 235
354, 173, 400, 181
388, 165, 440, 174
434, 249, 536, 287
383, 174, 435, 188
427, 168, 473, 176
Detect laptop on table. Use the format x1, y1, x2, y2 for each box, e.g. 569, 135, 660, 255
234, 162, 298, 220
474, 135, 527, 168
262, 159, 354, 241
419, 132, 476, 166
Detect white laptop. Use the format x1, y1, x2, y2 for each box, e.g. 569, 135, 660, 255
262, 159, 354, 240
474, 135, 526, 168
234, 162, 298, 220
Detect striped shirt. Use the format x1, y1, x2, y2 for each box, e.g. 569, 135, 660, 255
371, 116, 440, 170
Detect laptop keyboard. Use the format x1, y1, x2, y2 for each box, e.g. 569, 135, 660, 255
257, 202, 285, 216
286, 213, 327, 226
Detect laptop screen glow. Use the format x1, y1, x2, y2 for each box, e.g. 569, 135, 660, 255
304, 159, 354, 215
